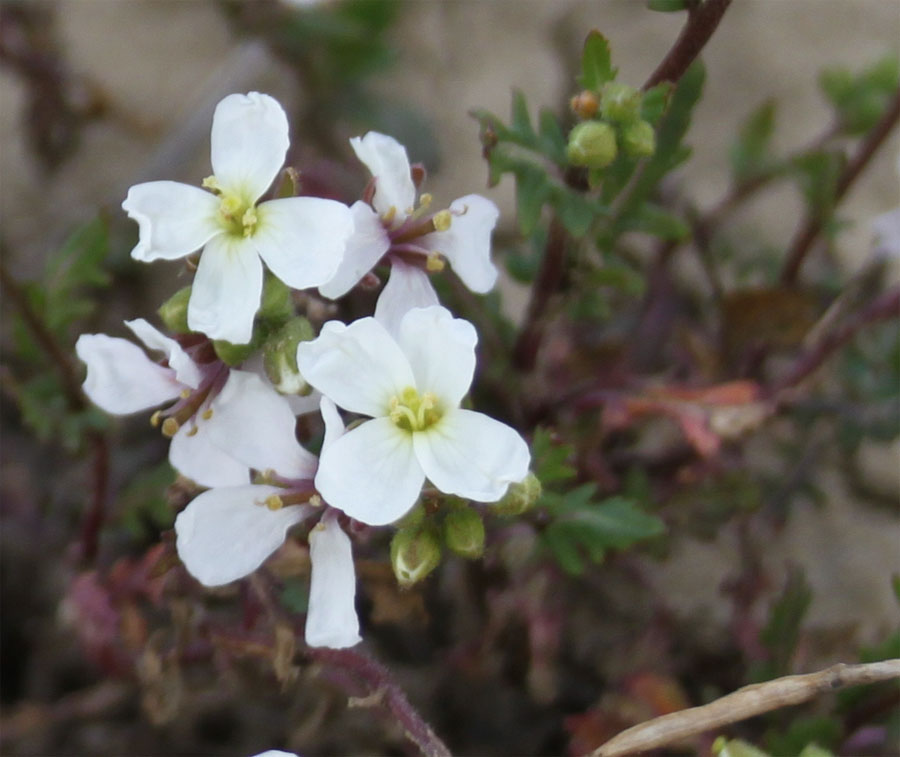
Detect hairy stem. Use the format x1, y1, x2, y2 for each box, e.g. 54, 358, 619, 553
643, 0, 733, 90
780, 87, 900, 284
308, 647, 452, 757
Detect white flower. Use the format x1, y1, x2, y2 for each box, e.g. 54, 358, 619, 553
123, 92, 354, 344
373, 259, 439, 336
75, 319, 314, 488
174, 397, 361, 649
872, 207, 900, 261
296, 306, 530, 525
319, 131, 499, 299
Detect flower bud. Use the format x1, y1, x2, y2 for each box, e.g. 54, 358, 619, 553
570, 90, 599, 119
157, 286, 192, 334
213, 338, 255, 366
263, 317, 314, 394
621, 119, 657, 158
567, 121, 617, 169
600, 82, 642, 124
493, 472, 542, 516
390, 525, 441, 587
258, 274, 294, 325
443, 508, 485, 559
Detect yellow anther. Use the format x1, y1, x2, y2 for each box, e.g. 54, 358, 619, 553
419, 193, 433, 209
161, 418, 180, 438
426, 252, 446, 272
432, 209, 452, 232
180, 389, 191, 399
381, 206, 397, 225
265, 495, 284, 511
201, 408, 213, 420
241, 207, 258, 236
202, 175, 223, 193
389, 387, 443, 432
309, 494, 323, 508
186, 426, 199, 437
220, 194, 242, 219
150, 410, 163, 428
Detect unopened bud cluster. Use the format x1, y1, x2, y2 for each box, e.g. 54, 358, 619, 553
567, 81, 657, 169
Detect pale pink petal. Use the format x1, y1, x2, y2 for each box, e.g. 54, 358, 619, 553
124, 318, 203, 389
175, 485, 311, 586
374, 260, 439, 337
169, 421, 250, 488
305, 517, 361, 648
318, 201, 390, 299
421, 194, 499, 293
75, 333, 181, 414
252, 196, 353, 290
413, 409, 530, 502
210, 92, 289, 204
122, 181, 221, 263
203, 370, 317, 479
296, 318, 414, 418
349, 132, 416, 220
315, 418, 423, 525
187, 234, 263, 344
396, 306, 477, 408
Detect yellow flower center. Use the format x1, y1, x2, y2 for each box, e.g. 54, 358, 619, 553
389, 387, 442, 432
203, 175, 259, 238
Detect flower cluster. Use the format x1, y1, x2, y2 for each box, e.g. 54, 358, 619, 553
77, 92, 531, 650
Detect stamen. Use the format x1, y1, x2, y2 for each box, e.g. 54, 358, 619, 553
241, 207, 258, 237
161, 418, 180, 437
426, 252, 446, 272
382, 206, 397, 225
201, 408, 213, 420
418, 193, 433, 209
202, 175, 223, 193
432, 209, 452, 232
180, 389, 191, 399
309, 494, 323, 508
150, 410, 163, 428
265, 495, 284, 511
186, 426, 199, 437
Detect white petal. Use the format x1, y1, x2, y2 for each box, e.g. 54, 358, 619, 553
122, 181, 222, 263
202, 370, 317, 479
316, 419, 424, 525
413, 409, 530, 502
124, 318, 202, 389
349, 132, 416, 220
75, 333, 181, 415
286, 390, 322, 416
251, 752, 299, 757
210, 92, 289, 204
397, 306, 477, 408
319, 396, 345, 452
305, 518, 361, 649
421, 194, 499, 293
169, 421, 250, 488
374, 260, 439, 337
296, 318, 414, 418
318, 201, 390, 299
175, 485, 311, 586
187, 235, 263, 344
252, 197, 353, 290
872, 207, 900, 260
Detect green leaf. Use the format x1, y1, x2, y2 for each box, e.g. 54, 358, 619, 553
640, 82, 673, 125
579, 31, 617, 90
792, 150, 844, 222
511, 89, 536, 142
731, 99, 778, 182
765, 717, 840, 757
117, 461, 176, 538
647, 0, 689, 10
753, 569, 812, 680
531, 427, 578, 485
619, 202, 690, 240
515, 164, 549, 236
538, 108, 568, 164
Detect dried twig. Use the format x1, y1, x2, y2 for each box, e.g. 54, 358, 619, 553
593, 659, 900, 757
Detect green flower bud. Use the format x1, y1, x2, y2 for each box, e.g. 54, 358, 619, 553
493, 472, 542, 516
390, 524, 441, 587
258, 274, 294, 325
567, 121, 617, 169
213, 338, 255, 366
396, 502, 426, 530
621, 119, 657, 158
262, 317, 314, 395
443, 508, 485, 559
600, 82, 642, 124
157, 286, 192, 334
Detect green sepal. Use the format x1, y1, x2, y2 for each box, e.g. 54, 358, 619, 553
262, 316, 315, 394
443, 508, 485, 559
157, 286, 192, 334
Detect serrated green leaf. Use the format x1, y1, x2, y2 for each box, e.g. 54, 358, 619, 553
640, 82, 673, 125
511, 89, 536, 141
531, 427, 577, 485
579, 31, 617, 90
538, 108, 568, 164
731, 99, 778, 182
515, 164, 549, 236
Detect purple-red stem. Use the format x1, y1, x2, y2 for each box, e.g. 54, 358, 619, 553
309, 647, 452, 757
642, 0, 733, 90
780, 88, 900, 285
